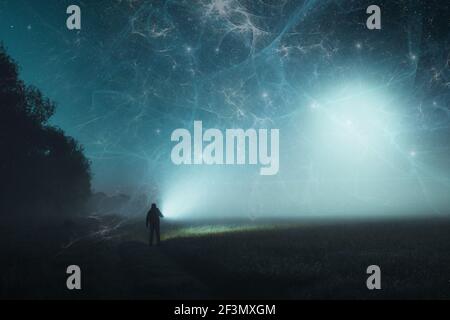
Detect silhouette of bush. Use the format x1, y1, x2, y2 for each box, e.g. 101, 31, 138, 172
0, 45, 91, 220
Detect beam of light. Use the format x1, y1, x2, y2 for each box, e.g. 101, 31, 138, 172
159, 78, 449, 220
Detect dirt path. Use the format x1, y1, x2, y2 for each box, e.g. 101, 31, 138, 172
53, 219, 211, 299
115, 241, 210, 299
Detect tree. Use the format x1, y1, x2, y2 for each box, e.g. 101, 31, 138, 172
0, 45, 91, 219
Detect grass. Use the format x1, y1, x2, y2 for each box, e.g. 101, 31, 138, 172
1, 215, 450, 299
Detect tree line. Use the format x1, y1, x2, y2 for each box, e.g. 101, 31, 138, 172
0, 45, 91, 222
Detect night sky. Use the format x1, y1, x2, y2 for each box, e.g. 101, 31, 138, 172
0, 0, 448, 218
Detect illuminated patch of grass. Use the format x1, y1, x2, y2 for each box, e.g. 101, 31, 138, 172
162, 223, 297, 240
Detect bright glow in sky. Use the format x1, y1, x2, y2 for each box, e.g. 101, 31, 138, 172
160, 80, 447, 219
1, 1, 448, 219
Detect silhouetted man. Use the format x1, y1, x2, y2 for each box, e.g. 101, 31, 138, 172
146, 203, 164, 246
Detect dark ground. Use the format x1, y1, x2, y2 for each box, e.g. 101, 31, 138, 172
1, 215, 450, 299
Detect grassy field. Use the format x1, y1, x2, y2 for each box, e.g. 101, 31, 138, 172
1, 215, 450, 299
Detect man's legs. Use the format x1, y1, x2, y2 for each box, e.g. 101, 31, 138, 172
149, 224, 155, 246
156, 222, 160, 246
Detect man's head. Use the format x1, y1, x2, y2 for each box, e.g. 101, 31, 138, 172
151, 203, 156, 209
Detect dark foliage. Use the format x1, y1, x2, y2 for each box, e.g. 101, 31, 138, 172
0, 45, 91, 221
